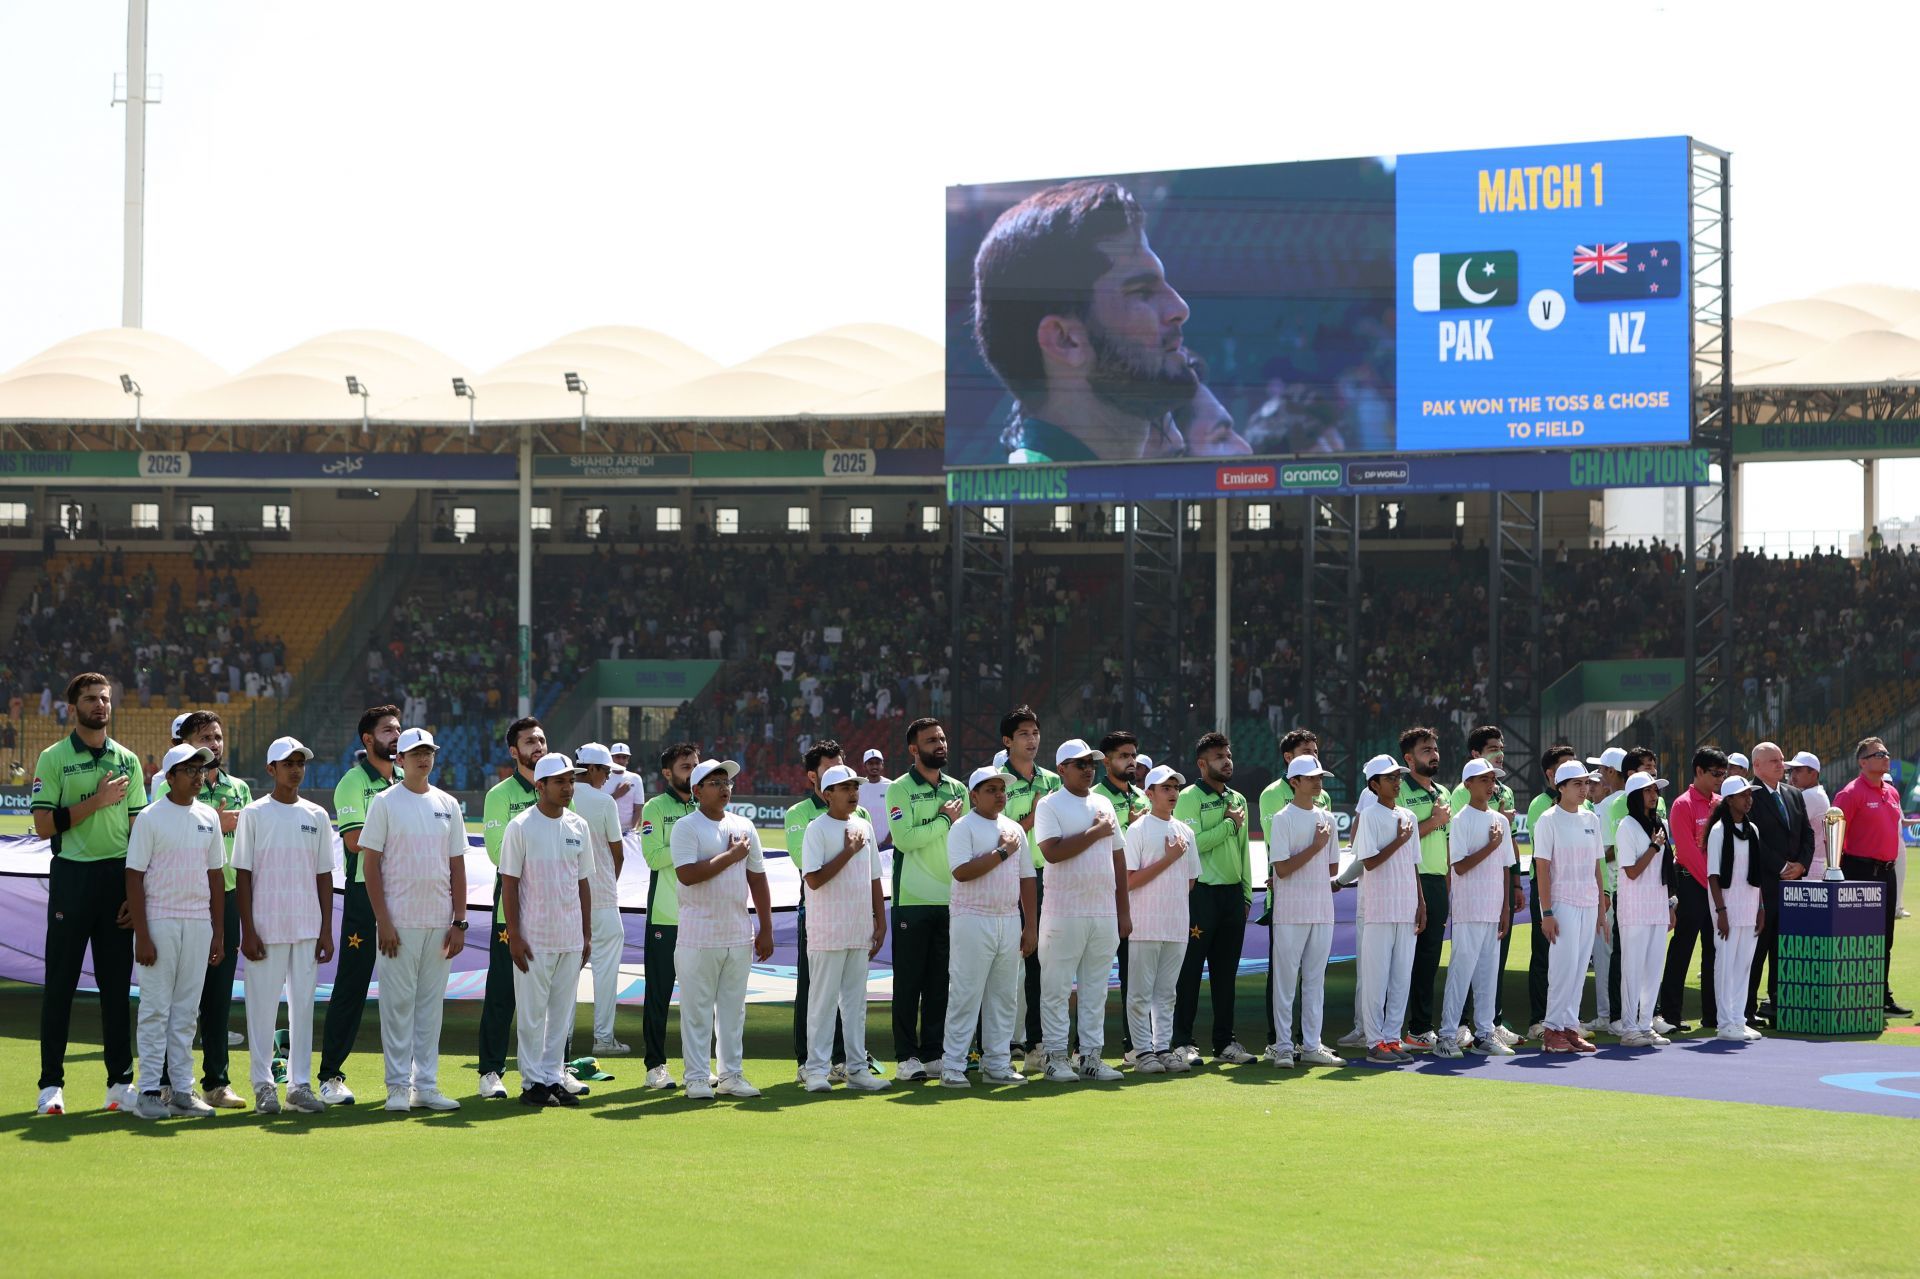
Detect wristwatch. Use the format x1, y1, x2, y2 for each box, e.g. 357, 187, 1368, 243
1667, 895, 1679, 909
450, 919, 469, 931
995, 847, 1010, 862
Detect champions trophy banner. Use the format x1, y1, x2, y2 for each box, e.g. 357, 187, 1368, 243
1775, 880, 1888, 1037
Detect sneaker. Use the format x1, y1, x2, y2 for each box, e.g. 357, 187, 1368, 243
684, 1076, 715, 1100
168, 1089, 216, 1117
982, 1067, 1027, 1085
285, 1083, 327, 1113
1297, 1045, 1343, 1067
1336, 1027, 1369, 1048
895, 1057, 929, 1082
715, 1075, 761, 1099
411, 1088, 460, 1111
1025, 1049, 1049, 1075
1077, 1055, 1123, 1081
1493, 1024, 1522, 1047
592, 1038, 631, 1057
320, 1076, 356, 1106
1887, 995, 1913, 1017
1387, 1042, 1416, 1063
1009, 1044, 1026, 1062
105, 1082, 138, 1112
1260, 1043, 1293, 1067
1471, 1035, 1515, 1056
827, 1063, 848, 1084
1568, 1033, 1598, 1053
1157, 1050, 1191, 1073
1214, 1041, 1256, 1065
1648, 1031, 1672, 1046
1715, 1027, 1750, 1043
1541, 1029, 1571, 1053
1742, 1025, 1763, 1042
557, 1072, 589, 1097
793, 1066, 808, 1085
1365, 1043, 1401, 1066
1651, 1015, 1678, 1036
204, 1084, 245, 1109
227, 1030, 245, 1048
1432, 1037, 1464, 1059
801, 1070, 832, 1093
1617, 1031, 1652, 1048
36, 1085, 66, 1116
134, 1090, 170, 1120
1579, 1019, 1602, 1036
548, 1082, 580, 1108
254, 1083, 281, 1114
645, 1066, 677, 1091
1456, 1025, 1475, 1048
939, 1069, 971, 1088
520, 1085, 554, 1107
1122, 1048, 1144, 1068
1401, 1031, 1438, 1052
1134, 1052, 1167, 1074
1605, 1020, 1627, 1037
845, 1071, 891, 1092
477, 1071, 508, 1101
1175, 1044, 1203, 1066
1527, 1022, 1548, 1041
1043, 1056, 1080, 1083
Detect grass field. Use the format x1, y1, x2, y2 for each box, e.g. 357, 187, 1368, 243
1, 919, 1916, 1276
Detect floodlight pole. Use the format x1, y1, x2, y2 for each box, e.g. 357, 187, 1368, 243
120, 0, 149, 327
518, 424, 533, 718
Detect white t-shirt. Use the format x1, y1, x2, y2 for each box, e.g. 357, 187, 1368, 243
1705, 822, 1762, 922
1446, 806, 1515, 925
1614, 819, 1670, 927
571, 783, 624, 912
858, 778, 893, 844
127, 798, 224, 921
1123, 813, 1199, 942
499, 807, 595, 953
231, 795, 333, 943
1354, 802, 1419, 924
799, 812, 881, 951
601, 769, 642, 833
1267, 803, 1337, 926
670, 809, 766, 948
359, 784, 467, 930
946, 809, 1034, 917
1033, 788, 1121, 919
1532, 803, 1604, 910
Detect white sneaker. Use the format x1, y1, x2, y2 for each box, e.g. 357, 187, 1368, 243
168, 1089, 215, 1117
1493, 1025, 1522, 1047
1471, 1035, 1516, 1056
801, 1070, 831, 1093
645, 1066, 677, 1090
827, 1063, 848, 1084
1716, 1028, 1750, 1043
227, 1031, 245, 1048
254, 1083, 281, 1114
319, 1077, 355, 1106
845, 1071, 891, 1092
1605, 1019, 1628, 1037
939, 1069, 971, 1088
1648, 1032, 1672, 1046
1336, 1028, 1369, 1048
1134, 1052, 1167, 1074
895, 1057, 928, 1082
557, 1072, 589, 1097
133, 1090, 170, 1120
36, 1085, 66, 1115
1158, 1050, 1191, 1073
477, 1071, 508, 1100
1456, 1025, 1475, 1048
105, 1082, 137, 1112
1176, 1044, 1203, 1066
1742, 1025, 1763, 1042
1580, 1019, 1602, 1036
1297, 1045, 1343, 1067
384, 1087, 413, 1112
1122, 1048, 1144, 1067
411, 1087, 460, 1111
1527, 1022, 1548, 1041
1214, 1041, 1256, 1065
715, 1075, 761, 1098
204, 1084, 246, 1110
684, 1076, 715, 1100
592, 1038, 631, 1057
1260, 1043, 1292, 1067
1043, 1056, 1080, 1083
1651, 1015, 1678, 1036
1401, 1031, 1438, 1051
982, 1066, 1027, 1085
1617, 1031, 1650, 1047
286, 1083, 327, 1113
1025, 1049, 1049, 1075
1077, 1054, 1123, 1081
1432, 1037, 1464, 1059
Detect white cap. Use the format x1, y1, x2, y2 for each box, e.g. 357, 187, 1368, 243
533, 753, 584, 782
1623, 773, 1670, 796
1789, 750, 1822, 771
1136, 753, 1154, 774
1586, 747, 1627, 772
992, 749, 1008, 769
1727, 752, 1751, 769
1553, 760, 1598, 785
575, 742, 614, 767
609, 742, 632, 757
161, 743, 214, 774
397, 727, 437, 754
170, 712, 192, 740
1461, 758, 1505, 782
1054, 738, 1102, 767
818, 764, 859, 790
1719, 775, 1753, 798
265, 736, 314, 766
1362, 754, 1408, 781
863, 748, 885, 764
968, 766, 1005, 792
1287, 755, 1332, 780
689, 758, 741, 789
1142, 764, 1186, 788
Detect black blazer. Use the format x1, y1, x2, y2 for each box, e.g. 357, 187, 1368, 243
1748, 782, 1814, 882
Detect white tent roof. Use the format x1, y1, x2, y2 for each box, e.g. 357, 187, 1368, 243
1733, 285, 1920, 387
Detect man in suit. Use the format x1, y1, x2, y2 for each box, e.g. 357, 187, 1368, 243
1747, 742, 1814, 1022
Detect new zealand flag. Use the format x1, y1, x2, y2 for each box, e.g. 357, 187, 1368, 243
1572, 240, 1681, 302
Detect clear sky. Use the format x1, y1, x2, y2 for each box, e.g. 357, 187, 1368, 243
1, 0, 1912, 540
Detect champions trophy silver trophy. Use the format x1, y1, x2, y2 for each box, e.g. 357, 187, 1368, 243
1823, 808, 1847, 882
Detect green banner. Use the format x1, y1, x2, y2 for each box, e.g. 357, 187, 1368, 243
0, 452, 140, 479
590, 660, 723, 701
1542, 659, 1683, 723
534, 454, 691, 479
1734, 421, 1920, 459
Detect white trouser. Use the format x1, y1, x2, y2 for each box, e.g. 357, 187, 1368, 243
1898, 847, 1909, 911
1588, 897, 1617, 1021
137, 917, 213, 1092
1359, 921, 1415, 1045
1544, 903, 1598, 1031
806, 947, 870, 1078
1714, 924, 1759, 1033
1349, 896, 1368, 1032
1439, 921, 1501, 1039
1039, 914, 1119, 1058
1270, 922, 1331, 1051
945, 913, 1021, 1072
589, 907, 625, 1042
244, 939, 318, 1090
677, 943, 749, 1083
513, 949, 582, 1087
1617, 923, 1666, 1035
1125, 938, 1187, 1054
376, 927, 451, 1091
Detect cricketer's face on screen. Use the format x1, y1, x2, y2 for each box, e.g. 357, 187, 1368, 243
1072, 226, 1197, 420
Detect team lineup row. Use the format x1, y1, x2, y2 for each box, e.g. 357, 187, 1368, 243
27, 676, 1910, 1116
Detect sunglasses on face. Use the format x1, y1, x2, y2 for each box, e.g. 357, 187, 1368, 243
1862, 750, 1891, 760
1063, 759, 1096, 771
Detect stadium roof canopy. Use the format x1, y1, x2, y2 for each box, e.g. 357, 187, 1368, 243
0, 323, 942, 424
1730, 284, 1920, 388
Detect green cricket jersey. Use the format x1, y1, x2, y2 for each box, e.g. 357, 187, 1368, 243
999, 762, 1061, 868
1398, 775, 1453, 875
31, 731, 147, 861
337, 757, 397, 882
1174, 779, 1251, 904
885, 769, 966, 907
482, 771, 540, 865
198, 769, 254, 890
1094, 773, 1148, 836
784, 793, 871, 901
639, 790, 697, 926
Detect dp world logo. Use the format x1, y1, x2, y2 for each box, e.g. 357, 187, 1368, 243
1280, 464, 1342, 488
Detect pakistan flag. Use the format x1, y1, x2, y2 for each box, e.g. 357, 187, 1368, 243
1411, 251, 1518, 312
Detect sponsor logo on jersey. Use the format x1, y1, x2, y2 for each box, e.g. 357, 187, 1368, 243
890, 806, 905, 822
641, 819, 655, 837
